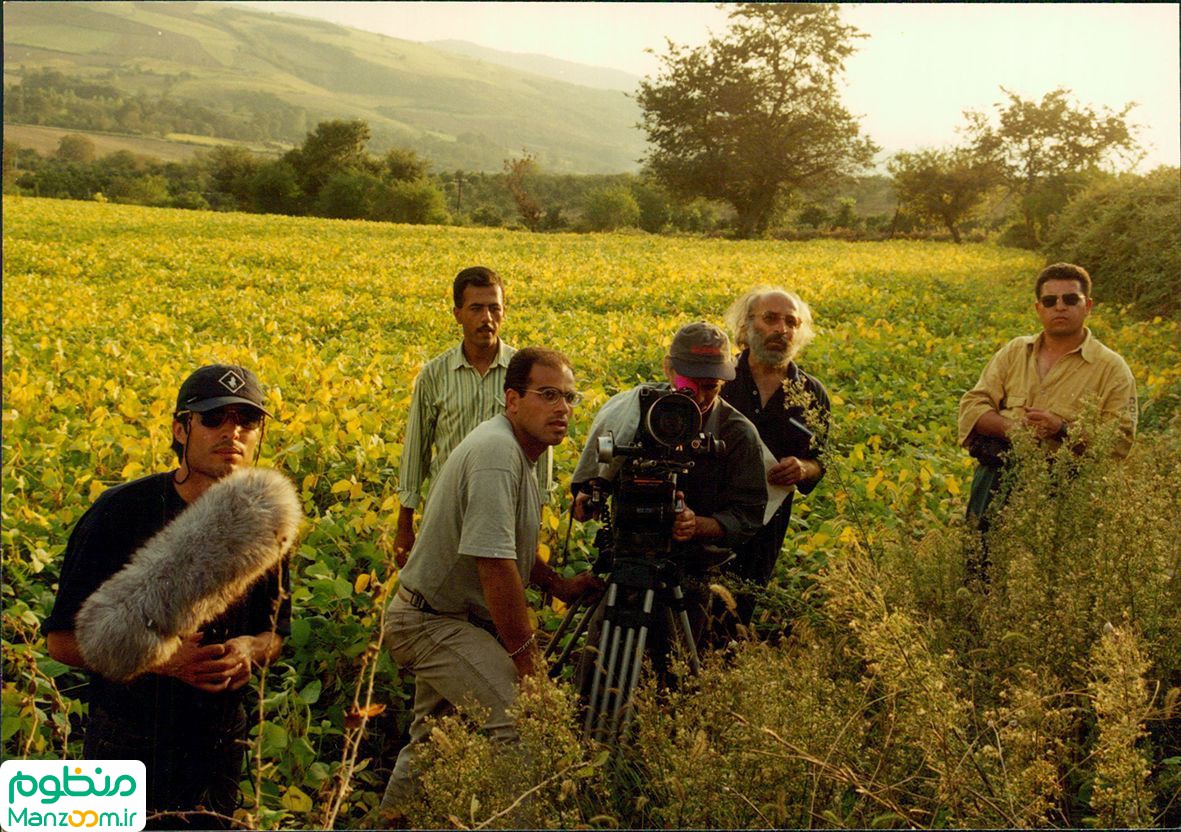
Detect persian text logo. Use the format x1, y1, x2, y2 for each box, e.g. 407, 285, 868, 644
1, 760, 145, 832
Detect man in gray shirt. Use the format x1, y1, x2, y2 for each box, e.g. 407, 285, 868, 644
380, 347, 600, 819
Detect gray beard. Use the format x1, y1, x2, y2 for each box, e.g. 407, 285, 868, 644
749, 335, 791, 369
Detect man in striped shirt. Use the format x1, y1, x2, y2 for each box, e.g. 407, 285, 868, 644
395, 266, 551, 566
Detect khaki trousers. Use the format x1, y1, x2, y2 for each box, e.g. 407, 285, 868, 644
380, 596, 519, 814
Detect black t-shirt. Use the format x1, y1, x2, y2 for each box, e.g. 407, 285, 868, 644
721, 351, 831, 517
43, 471, 292, 730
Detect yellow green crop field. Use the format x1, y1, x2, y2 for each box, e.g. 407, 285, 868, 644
4, 195, 1180, 828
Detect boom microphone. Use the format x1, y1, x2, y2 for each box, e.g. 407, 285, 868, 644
75, 467, 303, 682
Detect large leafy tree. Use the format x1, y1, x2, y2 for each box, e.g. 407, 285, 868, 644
637, 3, 877, 238
963, 87, 1140, 245
283, 119, 375, 207
888, 148, 997, 244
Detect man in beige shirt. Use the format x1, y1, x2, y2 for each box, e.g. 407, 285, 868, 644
958, 262, 1138, 530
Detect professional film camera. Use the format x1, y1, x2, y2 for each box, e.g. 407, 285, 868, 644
545, 386, 726, 743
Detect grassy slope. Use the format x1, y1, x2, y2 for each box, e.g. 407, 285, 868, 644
3, 123, 284, 161
2, 1, 644, 173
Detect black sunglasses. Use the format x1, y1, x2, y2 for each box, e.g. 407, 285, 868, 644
183, 406, 265, 431
1039, 292, 1086, 308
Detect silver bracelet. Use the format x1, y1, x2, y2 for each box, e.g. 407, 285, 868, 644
507, 634, 535, 658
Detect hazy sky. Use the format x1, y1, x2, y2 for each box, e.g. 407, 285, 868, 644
234, 2, 1179, 170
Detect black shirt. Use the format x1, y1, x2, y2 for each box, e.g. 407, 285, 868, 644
721, 350, 831, 505
43, 471, 291, 730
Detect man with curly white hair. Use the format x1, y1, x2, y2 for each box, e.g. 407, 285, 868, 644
718, 287, 831, 637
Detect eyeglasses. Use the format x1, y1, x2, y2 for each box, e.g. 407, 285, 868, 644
1039, 293, 1086, 309
520, 387, 583, 406
182, 406, 265, 431
752, 312, 801, 328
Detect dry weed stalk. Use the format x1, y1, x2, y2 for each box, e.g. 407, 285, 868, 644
1088, 623, 1156, 826
318, 571, 397, 829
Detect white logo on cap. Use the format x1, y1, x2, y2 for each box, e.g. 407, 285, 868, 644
219, 370, 246, 393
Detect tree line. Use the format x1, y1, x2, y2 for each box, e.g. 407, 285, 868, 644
4, 68, 308, 145
2, 120, 898, 236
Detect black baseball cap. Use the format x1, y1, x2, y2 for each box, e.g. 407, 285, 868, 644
669, 322, 735, 381
175, 364, 272, 415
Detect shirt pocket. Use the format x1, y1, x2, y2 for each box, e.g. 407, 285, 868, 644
1000, 394, 1026, 415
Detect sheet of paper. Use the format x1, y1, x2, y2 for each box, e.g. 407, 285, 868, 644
760, 441, 791, 524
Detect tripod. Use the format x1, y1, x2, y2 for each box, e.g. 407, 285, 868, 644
545, 555, 702, 743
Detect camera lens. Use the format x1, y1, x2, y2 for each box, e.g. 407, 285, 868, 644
644, 392, 701, 447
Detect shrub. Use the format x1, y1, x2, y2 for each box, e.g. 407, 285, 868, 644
169, 191, 210, 211
315, 169, 382, 220
1042, 167, 1181, 317
401, 422, 1181, 828
582, 186, 641, 231
249, 160, 301, 215
370, 178, 450, 225
403, 677, 603, 829
631, 181, 673, 233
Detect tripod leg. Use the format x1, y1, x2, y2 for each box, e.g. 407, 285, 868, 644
617, 615, 651, 739
548, 592, 604, 677
591, 615, 627, 742
543, 589, 589, 660
670, 583, 702, 674
583, 583, 617, 738
608, 588, 654, 740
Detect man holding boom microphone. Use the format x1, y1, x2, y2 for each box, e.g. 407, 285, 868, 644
43, 365, 291, 829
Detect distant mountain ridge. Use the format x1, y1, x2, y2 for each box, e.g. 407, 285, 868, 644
427, 40, 642, 93
2, 1, 645, 173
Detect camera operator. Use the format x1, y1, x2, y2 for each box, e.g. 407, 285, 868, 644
571, 322, 767, 648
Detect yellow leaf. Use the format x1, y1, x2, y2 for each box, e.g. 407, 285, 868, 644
302, 474, 317, 490
331, 479, 351, 494
88, 480, 106, 502
838, 526, 860, 546
537, 542, 551, 564
946, 476, 961, 496
354, 573, 371, 593
280, 786, 313, 813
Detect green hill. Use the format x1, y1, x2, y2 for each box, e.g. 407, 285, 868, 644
427, 39, 642, 92
2, 1, 645, 173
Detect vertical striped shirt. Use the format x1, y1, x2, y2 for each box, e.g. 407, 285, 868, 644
398, 340, 552, 509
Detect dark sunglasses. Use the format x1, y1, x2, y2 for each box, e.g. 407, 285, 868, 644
1039, 293, 1086, 308
183, 406, 265, 431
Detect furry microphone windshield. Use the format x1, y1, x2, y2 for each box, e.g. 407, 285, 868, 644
75, 467, 303, 682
